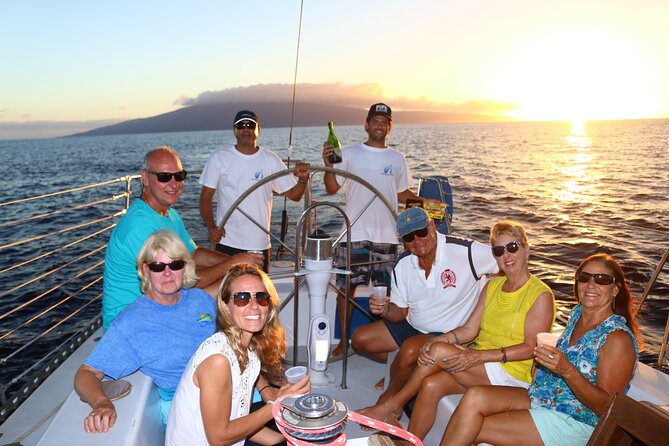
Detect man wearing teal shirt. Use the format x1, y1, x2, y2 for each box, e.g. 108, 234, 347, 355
102, 146, 261, 330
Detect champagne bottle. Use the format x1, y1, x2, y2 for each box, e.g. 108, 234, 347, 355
327, 121, 343, 164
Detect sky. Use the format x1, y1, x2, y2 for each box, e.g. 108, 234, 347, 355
1, 0, 668, 139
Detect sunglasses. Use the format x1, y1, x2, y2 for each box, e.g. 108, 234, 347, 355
145, 169, 188, 183
491, 240, 521, 257
147, 260, 186, 273
577, 271, 616, 285
231, 291, 271, 307
402, 227, 429, 243
235, 121, 257, 130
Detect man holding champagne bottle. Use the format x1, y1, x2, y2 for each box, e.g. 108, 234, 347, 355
322, 103, 423, 359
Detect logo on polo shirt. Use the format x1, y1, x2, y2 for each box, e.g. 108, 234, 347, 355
253, 170, 264, 181
441, 269, 456, 289
382, 165, 394, 176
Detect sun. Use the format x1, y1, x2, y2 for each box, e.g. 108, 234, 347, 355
493, 26, 661, 121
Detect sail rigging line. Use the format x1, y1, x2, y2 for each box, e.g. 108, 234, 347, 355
277, 0, 306, 260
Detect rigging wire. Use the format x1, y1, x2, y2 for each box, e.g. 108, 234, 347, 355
277, 0, 306, 259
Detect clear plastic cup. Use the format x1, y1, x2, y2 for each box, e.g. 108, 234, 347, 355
536, 332, 559, 348
373, 286, 388, 305
285, 366, 308, 384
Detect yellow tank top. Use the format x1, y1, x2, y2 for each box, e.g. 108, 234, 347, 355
473, 275, 555, 383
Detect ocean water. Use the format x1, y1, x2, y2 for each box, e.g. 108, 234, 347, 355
1, 120, 668, 396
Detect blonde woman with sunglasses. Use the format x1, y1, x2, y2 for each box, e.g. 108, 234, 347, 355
166, 264, 311, 446
75, 230, 216, 433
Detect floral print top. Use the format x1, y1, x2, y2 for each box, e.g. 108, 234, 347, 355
528, 305, 638, 427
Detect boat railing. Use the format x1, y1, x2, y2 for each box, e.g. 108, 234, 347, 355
0, 175, 140, 423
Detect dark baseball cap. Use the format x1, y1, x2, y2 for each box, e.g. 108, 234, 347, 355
366, 103, 392, 121
234, 110, 259, 126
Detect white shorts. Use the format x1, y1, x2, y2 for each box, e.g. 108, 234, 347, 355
484, 361, 530, 388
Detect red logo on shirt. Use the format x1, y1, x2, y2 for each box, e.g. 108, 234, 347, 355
441, 269, 456, 289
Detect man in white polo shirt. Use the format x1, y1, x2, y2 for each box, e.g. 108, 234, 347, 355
353, 207, 498, 409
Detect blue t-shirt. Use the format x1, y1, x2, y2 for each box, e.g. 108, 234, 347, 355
102, 199, 196, 330
529, 305, 638, 427
86, 287, 216, 392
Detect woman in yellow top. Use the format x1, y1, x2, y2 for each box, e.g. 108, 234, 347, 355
359, 221, 555, 440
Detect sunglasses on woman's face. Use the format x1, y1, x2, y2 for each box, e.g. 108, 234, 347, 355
491, 240, 521, 257
402, 227, 429, 243
577, 271, 616, 285
231, 291, 271, 307
147, 260, 186, 273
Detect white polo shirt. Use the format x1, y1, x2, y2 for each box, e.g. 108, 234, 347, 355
391, 233, 499, 333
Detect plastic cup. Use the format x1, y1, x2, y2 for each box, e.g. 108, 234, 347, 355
285, 366, 308, 384
536, 332, 559, 348
373, 286, 388, 305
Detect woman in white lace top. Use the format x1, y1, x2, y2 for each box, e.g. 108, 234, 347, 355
166, 264, 311, 446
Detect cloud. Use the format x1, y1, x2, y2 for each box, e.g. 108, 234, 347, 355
0, 119, 122, 140
174, 83, 518, 115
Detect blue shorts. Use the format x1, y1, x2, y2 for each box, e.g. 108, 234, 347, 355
382, 318, 441, 348
529, 403, 594, 446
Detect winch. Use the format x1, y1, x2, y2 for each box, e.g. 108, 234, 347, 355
272, 393, 423, 446
277, 394, 348, 443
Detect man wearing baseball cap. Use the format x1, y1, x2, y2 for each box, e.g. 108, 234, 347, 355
321, 102, 424, 358
353, 207, 498, 411
199, 110, 310, 271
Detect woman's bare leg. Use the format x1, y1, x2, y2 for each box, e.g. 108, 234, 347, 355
475, 410, 543, 446
360, 358, 443, 421
407, 370, 466, 439
441, 386, 536, 446
361, 340, 463, 421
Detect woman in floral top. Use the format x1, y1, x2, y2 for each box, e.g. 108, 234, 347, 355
442, 253, 641, 446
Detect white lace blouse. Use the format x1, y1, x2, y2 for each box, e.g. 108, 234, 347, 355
165, 332, 260, 446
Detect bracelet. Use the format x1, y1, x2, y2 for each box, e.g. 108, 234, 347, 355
298, 178, 308, 184
449, 330, 460, 345
500, 347, 507, 363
